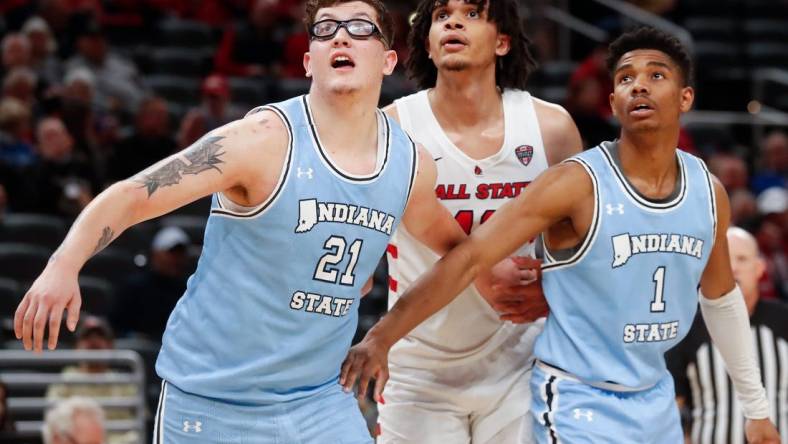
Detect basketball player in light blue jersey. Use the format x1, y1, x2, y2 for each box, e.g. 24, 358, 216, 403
12, 1, 514, 442
342, 28, 780, 443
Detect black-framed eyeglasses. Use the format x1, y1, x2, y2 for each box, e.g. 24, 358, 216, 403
310, 19, 389, 47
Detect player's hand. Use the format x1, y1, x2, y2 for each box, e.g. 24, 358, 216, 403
339, 335, 389, 404
14, 261, 82, 353
745, 418, 780, 443
476, 256, 548, 323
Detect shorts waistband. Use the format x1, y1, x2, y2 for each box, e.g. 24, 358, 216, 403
535, 360, 656, 393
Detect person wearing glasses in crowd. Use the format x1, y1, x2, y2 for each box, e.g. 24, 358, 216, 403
14, 1, 519, 442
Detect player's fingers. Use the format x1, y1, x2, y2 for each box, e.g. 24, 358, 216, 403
374, 365, 389, 404
344, 359, 364, 394
357, 363, 376, 401
33, 301, 50, 353
511, 256, 541, 269
339, 353, 356, 389
47, 303, 66, 350
65, 291, 82, 332
22, 299, 38, 351
14, 294, 31, 340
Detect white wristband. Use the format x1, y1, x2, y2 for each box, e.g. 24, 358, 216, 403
699, 285, 770, 419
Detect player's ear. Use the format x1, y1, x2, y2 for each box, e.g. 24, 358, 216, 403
495, 33, 511, 57
382, 49, 398, 76
303, 52, 312, 78
679, 85, 694, 113
609, 92, 617, 118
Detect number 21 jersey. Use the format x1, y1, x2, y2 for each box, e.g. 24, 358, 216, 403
156, 95, 417, 404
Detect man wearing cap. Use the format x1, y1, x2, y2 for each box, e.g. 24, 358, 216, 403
110, 226, 191, 341
45, 316, 138, 444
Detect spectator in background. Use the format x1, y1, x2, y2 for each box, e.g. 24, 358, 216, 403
46, 316, 138, 444
3, 67, 38, 108
565, 75, 616, 148
107, 96, 175, 182
667, 227, 788, 443
60, 68, 99, 155
1, 33, 32, 76
756, 187, 788, 301
0, 381, 15, 432
64, 20, 145, 114
729, 188, 759, 229
214, 0, 286, 77
752, 130, 788, 194
22, 16, 63, 87
569, 44, 612, 119
708, 152, 749, 193
0, 97, 35, 169
42, 396, 105, 444
177, 73, 242, 149
20, 116, 97, 218
111, 226, 191, 341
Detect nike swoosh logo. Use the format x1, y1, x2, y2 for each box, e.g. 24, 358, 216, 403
434, 157, 443, 161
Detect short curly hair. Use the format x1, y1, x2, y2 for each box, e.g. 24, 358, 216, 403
304, 0, 395, 49
606, 27, 693, 87
407, 0, 537, 90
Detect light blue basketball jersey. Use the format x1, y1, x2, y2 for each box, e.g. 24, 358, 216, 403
536, 141, 717, 390
156, 95, 418, 404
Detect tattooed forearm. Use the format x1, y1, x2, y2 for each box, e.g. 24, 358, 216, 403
91, 226, 114, 256
134, 135, 226, 197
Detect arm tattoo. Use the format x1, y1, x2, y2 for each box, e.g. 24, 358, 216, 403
134, 135, 226, 197
91, 226, 114, 256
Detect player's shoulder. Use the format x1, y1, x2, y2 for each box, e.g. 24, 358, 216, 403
382, 90, 424, 124
206, 107, 289, 162
531, 96, 575, 128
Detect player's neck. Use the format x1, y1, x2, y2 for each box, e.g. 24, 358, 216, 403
430, 69, 502, 128
617, 128, 680, 194
307, 90, 379, 158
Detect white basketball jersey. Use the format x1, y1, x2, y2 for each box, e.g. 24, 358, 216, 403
388, 89, 549, 368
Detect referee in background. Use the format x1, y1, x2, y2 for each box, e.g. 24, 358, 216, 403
668, 226, 788, 444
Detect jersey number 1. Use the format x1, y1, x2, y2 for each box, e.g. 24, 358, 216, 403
650, 266, 666, 312
314, 236, 363, 286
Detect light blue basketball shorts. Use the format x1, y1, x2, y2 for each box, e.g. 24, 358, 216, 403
153, 380, 373, 444
530, 364, 683, 444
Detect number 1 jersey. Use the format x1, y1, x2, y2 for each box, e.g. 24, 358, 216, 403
537, 141, 716, 390
156, 95, 417, 404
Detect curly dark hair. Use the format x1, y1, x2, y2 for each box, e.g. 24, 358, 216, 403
606, 27, 694, 87
304, 0, 395, 49
407, 0, 537, 90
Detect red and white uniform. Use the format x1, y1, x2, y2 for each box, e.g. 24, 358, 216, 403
380, 89, 549, 444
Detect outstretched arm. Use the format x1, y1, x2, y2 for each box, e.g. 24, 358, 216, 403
698, 178, 780, 443
15, 111, 289, 352
340, 161, 591, 400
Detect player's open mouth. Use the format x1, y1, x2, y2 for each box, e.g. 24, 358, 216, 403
440, 34, 468, 51
629, 100, 655, 117
331, 54, 356, 70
